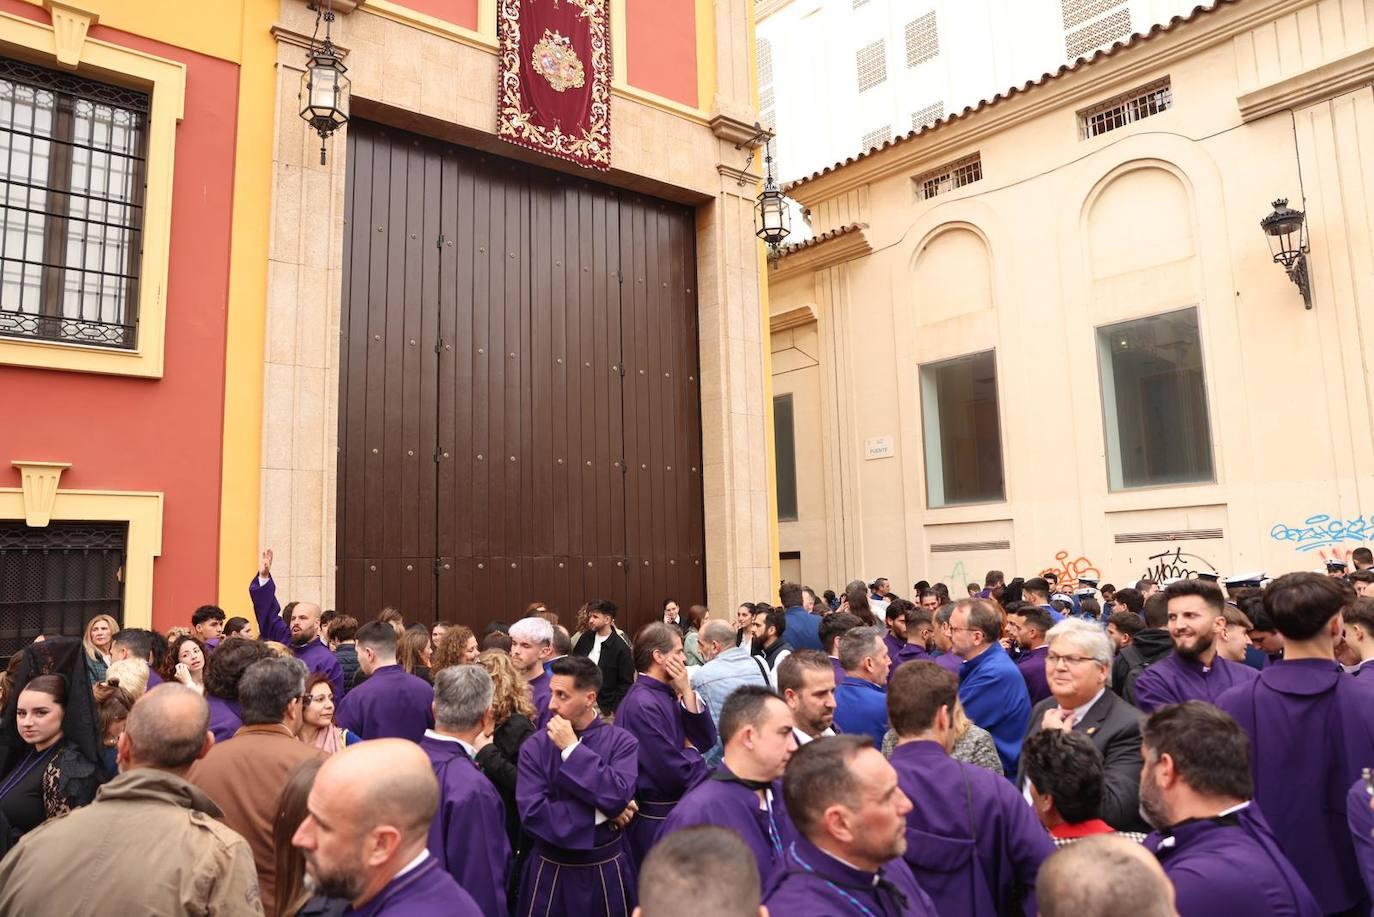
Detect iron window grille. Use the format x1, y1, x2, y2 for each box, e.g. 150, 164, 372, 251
911, 101, 945, 131
0, 56, 149, 350
1079, 77, 1172, 139
861, 126, 892, 151
913, 153, 982, 201
856, 40, 887, 93
1065, 7, 1132, 59
904, 12, 939, 68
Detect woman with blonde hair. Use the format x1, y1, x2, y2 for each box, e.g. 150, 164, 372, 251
81, 615, 119, 685
397, 629, 433, 682
430, 625, 478, 673
377, 607, 405, 637
101, 658, 149, 701
474, 649, 537, 848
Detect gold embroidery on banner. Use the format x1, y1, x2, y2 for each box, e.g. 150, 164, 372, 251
531, 29, 586, 92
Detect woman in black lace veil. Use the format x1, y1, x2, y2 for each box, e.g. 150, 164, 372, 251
0, 636, 105, 854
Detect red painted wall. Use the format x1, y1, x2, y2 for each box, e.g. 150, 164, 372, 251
625, 0, 698, 108
393, 0, 479, 30
0, 3, 237, 635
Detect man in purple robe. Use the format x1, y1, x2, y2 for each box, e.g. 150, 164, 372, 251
516, 655, 639, 917
293, 739, 481, 916
202, 636, 274, 743
637, 826, 767, 917
1012, 607, 1053, 705
889, 660, 1053, 916
509, 616, 555, 727
765, 735, 938, 916
819, 612, 861, 689
883, 601, 908, 662
932, 603, 964, 674
1132, 579, 1259, 713
335, 621, 435, 742
421, 666, 511, 915
1346, 775, 1374, 903
1217, 572, 1374, 917
614, 622, 716, 865
890, 605, 935, 680
779, 651, 837, 745
660, 685, 797, 884
1140, 702, 1320, 916
248, 549, 344, 697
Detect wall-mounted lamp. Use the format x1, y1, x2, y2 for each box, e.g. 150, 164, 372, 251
1260, 198, 1312, 309
299, 0, 350, 166
754, 139, 791, 268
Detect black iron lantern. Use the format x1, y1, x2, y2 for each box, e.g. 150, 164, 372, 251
1260, 198, 1312, 309
754, 138, 791, 267
299, 0, 350, 166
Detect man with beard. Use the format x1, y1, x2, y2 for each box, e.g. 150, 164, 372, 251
765, 735, 937, 915
778, 651, 837, 744
890, 605, 935, 676
293, 739, 482, 915
750, 605, 790, 685
1131, 579, 1258, 713
659, 686, 798, 885
249, 549, 344, 697
1139, 702, 1320, 916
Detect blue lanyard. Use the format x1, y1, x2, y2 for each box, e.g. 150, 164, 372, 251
789, 842, 880, 917
764, 791, 784, 858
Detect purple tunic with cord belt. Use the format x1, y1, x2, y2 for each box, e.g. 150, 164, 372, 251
516, 717, 640, 917
613, 673, 717, 865
1131, 651, 1258, 713
764, 834, 938, 917
420, 735, 510, 916
248, 574, 345, 698
343, 856, 482, 916
659, 765, 795, 885
334, 664, 434, 742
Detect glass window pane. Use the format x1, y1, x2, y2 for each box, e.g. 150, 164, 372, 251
1096, 307, 1214, 490
774, 394, 799, 522
920, 350, 1004, 507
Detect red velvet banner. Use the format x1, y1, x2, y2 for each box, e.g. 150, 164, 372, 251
497, 0, 611, 171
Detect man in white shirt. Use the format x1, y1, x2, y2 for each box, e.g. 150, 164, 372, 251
776, 650, 837, 745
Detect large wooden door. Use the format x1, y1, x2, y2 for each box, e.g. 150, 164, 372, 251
338, 122, 705, 632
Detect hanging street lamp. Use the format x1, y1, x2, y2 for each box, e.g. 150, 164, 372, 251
754, 137, 791, 268
1260, 198, 1313, 309
299, 0, 350, 166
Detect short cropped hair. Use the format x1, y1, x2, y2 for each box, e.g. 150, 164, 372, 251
778, 582, 803, 609
238, 657, 308, 725
718, 684, 783, 744
1142, 701, 1252, 800
1354, 547, 1373, 566
1265, 571, 1355, 640
191, 605, 226, 627
551, 654, 602, 692
776, 650, 834, 695
355, 620, 399, 656
551, 625, 573, 657
586, 598, 619, 618
902, 605, 933, 632
1219, 604, 1254, 631
112, 628, 155, 661
984, 569, 1004, 587
1019, 607, 1055, 638
509, 616, 554, 647
633, 622, 681, 673
1114, 588, 1145, 617
1344, 597, 1374, 633
433, 665, 493, 731
954, 598, 1002, 642
330, 615, 359, 642
1038, 835, 1175, 917
1162, 578, 1225, 613
819, 612, 861, 655
637, 826, 760, 917
125, 685, 210, 768
783, 735, 872, 837
887, 661, 957, 737
203, 636, 275, 701
1142, 593, 1169, 628
837, 626, 884, 672
1022, 730, 1104, 824
1107, 610, 1143, 638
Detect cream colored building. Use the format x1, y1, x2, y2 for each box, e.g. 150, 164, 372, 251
768, 0, 1374, 595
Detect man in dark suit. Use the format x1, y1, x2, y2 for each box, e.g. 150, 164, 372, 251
571, 598, 635, 714
1017, 618, 1148, 833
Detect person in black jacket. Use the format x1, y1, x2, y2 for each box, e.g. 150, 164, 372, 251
570, 599, 635, 714
328, 615, 363, 693
1111, 593, 1172, 703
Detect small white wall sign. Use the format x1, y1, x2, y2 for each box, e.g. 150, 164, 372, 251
865, 435, 894, 460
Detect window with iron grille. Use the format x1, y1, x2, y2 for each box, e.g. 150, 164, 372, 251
0, 521, 127, 663
905, 12, 939, 68
856, 40, 887, 93
1061, 0, 1124, 29
1079, 77, 1172, 139
861, 126, 892, 151
1065, 7, 1131, 59
911, 101, 945, 131
0, 57, 149, 350
913, 153, 982, 201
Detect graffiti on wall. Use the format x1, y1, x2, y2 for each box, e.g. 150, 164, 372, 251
1040, 551, 1101, 590
1138, 547, 1217, 583
1270, 513, 1374, 552
934, 559, 969, 591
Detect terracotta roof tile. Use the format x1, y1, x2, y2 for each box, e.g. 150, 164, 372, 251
783, 1, 1235, 194
778, 221, 866, 257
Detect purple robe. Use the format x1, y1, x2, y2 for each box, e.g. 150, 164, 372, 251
1146, 803, 1321, 917
829, 656, 847, 688
889, 643, 932, 683
933, 650, 963, 674
334, 664, 435, 742
528, 669, 552, 729
419, 734, 510, 916
516, 718, 639, 917
1217, 659, 1374, 915
764, 835, 938, 916
1132, 651, 1259, 714
613, 674, 717, 864
891, 740, 1053, 916
883, 633, 905, 663
658, 765, 794, 884
205, 695, 242, 743
248, 574, 345, 698
1346, 776, 1374, 905
344, 856, 481, 916
1015, 645, 1052, 706
146, 668, 164, 688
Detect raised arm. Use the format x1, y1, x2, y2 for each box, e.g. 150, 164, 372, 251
248, 549, 290, 645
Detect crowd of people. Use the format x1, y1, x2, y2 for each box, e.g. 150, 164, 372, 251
1, 546, 1373, 915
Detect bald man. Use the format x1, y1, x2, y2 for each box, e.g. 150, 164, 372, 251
293, 739, 482, 915
250, 548, 344, 696
1038, 834, 1177, 917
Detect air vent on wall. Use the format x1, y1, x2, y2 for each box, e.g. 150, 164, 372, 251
911, 101, 944, 130
1114, 528, 1223, 544
856, 39, 887, 92
1061, 0, 1124, 29
904, 11, 939, 68
930, 540, 1011, 553
861, 126, 893, 150
1065, 7, 1131, 59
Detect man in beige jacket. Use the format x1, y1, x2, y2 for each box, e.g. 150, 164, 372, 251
0, 684, 263, 915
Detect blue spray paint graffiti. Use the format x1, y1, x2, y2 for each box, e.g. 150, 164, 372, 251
1270, 513, 1374, 552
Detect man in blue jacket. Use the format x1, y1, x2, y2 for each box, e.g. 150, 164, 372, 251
951, 597, 1031, 776
779, 581, 822, 651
